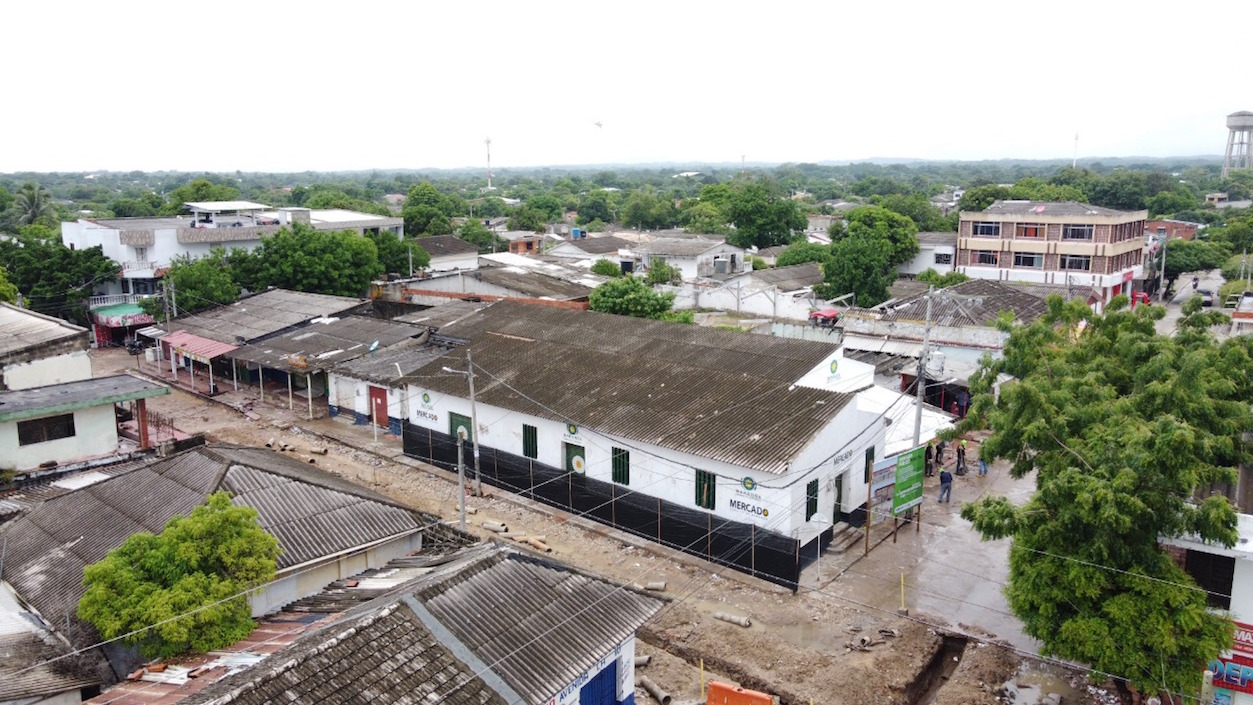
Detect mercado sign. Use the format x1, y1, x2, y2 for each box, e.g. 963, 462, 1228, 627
890, 446, 925, 516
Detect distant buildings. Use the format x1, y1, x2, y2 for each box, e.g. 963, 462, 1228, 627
957, 200, 1146, 304
900, 231, 958, 277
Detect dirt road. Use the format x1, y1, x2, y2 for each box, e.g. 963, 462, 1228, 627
94, 348, 1115, 704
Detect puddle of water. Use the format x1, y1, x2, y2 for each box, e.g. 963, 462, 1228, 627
1008, 660, 1111, 705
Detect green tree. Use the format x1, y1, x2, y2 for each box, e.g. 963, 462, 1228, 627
723, 180, 806, 249
1089, 170, 1149, 211
142, 250, 240, 317
621, 188, 679, 230
916, 268, 970, 288
78, 492, 280, 659
0, 266, 18, 304
0, 184, 13, 216
458, 220, 507, 254
814, 235, 894, 306
838, 205, 920, 267
576, 191, 615, 225
163, 178, 240, 214
1007, 177, 1088, 204
590, 258, 622, 277
507, 206, 548, 233
0, 226, 118, 324
13, 182, 57, 226
404, 182, 459, 216
873, 193, 954, 231
526, 193, 565, 222
1145, 189, 1197, 218
644, 258, 681, 285
1163, 238, 1229, 291
589, 276, 687, 321
302, 189, 391, 216
1211, 214, 1253, 255
679, 201, 730, 235
959, 296, 1250, 697
369, 232, 430, 276
775, 241, 832, 267
956, 184, 1011, 212
402, 204, 453, 237
249, 223, 382, 296
110, 197, 158, 218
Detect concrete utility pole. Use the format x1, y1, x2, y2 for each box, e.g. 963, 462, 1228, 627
1158, 237, 1169, 302
442, 349, 483, 496
912, 286, 934, 446
456, 436, 467, 531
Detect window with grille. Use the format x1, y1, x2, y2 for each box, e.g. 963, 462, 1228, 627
695, 470, 716, 509
806, 479, 819, 521
934, 253, 953, 265
612, 447, 630, 485
1060, 255, 1092, 271
974, 251, 999, 265
972, 222, 1000, 237
1013, 252, 1043, 268
1062, 224, 1094, 241
17, 414, 76, 446
1184, 549, 1233, 609
522, 424, 537, 459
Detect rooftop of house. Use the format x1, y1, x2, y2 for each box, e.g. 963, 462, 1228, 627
872, 279, 1051, 327
916, 231, 959, 245
636, 236, 731, 256
226, 316, 426, 374
0, 374, 169, 423
418, 235, 481, 258
97, 544, 663, 705
749, 262, 823, 291
559, 235, 633, 255
329, 338, 454, 386
408, 302, 855, 473
392, 300, 488, 330
0, 303, 89, 361
0, 445, 457, 641
0, 581, 101, 703
166, 289, 366, 344
970, 200, 1141, 218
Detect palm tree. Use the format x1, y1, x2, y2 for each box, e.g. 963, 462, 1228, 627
14, 182, 56, 226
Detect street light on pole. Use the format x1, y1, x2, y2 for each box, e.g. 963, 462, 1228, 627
442, 348, 482, 496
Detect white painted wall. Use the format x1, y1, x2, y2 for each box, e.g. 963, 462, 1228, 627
409, 271, 535, 299
326, 372, 406, 426
428, 253, 481, 272
0, 405, 119, 471
667, 282, 826, 321
406, 381, 883, 547
2, 351, 92, 390
900, 243, 957, 276
794, 348, 876, 394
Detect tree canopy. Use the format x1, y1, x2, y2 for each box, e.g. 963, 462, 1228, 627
915, 267, 969, 289
231, 223, 382, 297
775, 241, 832, 268
588, 276, 691, 323
13, 182, 58, 226
142, 249, 240, 318
590, 258, 622, 277
813, 235, 893, 306
369, 232, 429, 277
78, 492, 280, 659
837, 205, 920, 267
714, 179, 805, 249
0, 225, 118, 324
458, 220, 507, 254
1163, 238, 1228, 291
959, 296, 1252, 697
0, 266, 18, 304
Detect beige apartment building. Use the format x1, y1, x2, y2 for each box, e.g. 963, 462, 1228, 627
957, 201, 1146, 304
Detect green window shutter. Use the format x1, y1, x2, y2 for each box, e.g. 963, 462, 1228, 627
611, 447, 629, 485
806, 479, 819, 521
449, 412, 472, 442
522, 424, 538, 459
695, 470, 716, 509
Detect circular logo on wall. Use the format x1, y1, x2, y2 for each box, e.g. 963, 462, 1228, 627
829, 359, 839, 375
572, 455, 586, 473
741, 477, 757, 491
567, 423, 578, 435
421, 392, 431, 404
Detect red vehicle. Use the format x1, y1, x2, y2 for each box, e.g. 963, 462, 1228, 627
1130, 291, 1150, 308
809, 308, 842, 328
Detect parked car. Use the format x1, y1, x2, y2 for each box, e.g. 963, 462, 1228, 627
1197, 289, 1214, 307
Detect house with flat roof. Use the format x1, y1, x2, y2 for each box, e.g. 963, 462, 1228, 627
0, 302, 92, 390
900, 231, 958, 277
635, 237, 746, 280
957, 200, 1146, 305
399, 301, 889, 589
416, 234, 481, 271
61, 201, 402, 313
548, 235, 634, 261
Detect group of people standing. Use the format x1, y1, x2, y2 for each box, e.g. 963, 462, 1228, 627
924, 437, 989, 504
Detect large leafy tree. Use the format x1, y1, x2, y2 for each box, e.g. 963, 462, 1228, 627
835, 205, 920, 267
775, 241, 832, 267
621, 187, 679, 230
0, 266, 18, 304
13, 182, 57, 226
1163, 238, 1229, 291
162, 178, 240, 214
0, 225, 118, 324
142, 249, 241, 317
589, 276, 691, 322
78, 492, 280, 659
814, 235, 893, 306
960, 296, 1251, 697
722, 179, 806, 249
370, 232, 430, 276
242, 223, 382, 297
458, 220, 507, 254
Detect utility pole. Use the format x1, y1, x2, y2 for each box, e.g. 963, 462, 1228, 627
164, 272, 172, 331
910, 286, 934, 535
466, 349, 482, 497
170, 275, 178, 318
1158, 236, 1169, 302
456, 436, 467, 531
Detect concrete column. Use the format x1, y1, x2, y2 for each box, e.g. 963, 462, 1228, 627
136, 399, 150, 449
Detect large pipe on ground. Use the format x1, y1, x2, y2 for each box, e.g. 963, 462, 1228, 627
644, 581, 667, 592
482, 521, 508, 533
639, 676, 671, 705
714, 611, 752, 628
634, 655, 651, 668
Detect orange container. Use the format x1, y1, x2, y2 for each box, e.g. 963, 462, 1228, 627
707, 681, 772, 705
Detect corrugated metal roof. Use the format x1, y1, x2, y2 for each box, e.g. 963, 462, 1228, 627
876, 279, 1049, 327
168, 289, 365, 344
163, 330, 239, 361
0, 374, 169, 422
225, 317, 424, 373
637, 236, 730, 256
419, 235, 481, 257
475, 267, 594, 300
562, 235, 632, 255
749, 262, 822, 291
393, 300, 488, 329
412, 302, 853, 473
0, 303, 89, 359
0, 445, 446, 647
331, 339, 454, 385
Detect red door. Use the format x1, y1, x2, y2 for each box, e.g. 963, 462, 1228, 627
369, 386, 388, 428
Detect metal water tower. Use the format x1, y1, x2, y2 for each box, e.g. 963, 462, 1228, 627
1223, 111, 1253, 178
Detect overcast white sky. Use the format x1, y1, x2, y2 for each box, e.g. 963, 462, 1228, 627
3, 0, 1246, 173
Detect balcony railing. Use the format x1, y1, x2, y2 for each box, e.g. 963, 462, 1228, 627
121, 260, 157, 272
89, 294, 154, 308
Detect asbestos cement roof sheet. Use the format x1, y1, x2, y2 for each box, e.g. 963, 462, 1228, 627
226, 317, 425, 373
418, 235, 481, 257
0, 374, 169, 422
0, 303, 89, 360
636, 236, 729, 256
749, 262, 822, 291
0, 445, 440, 647
877, 279, 1049, 327
412, 302, 853, 473
167, 289, 366, 344
393, 300, 488, 329
474, 267, 594, 300
563, 235, 633, 255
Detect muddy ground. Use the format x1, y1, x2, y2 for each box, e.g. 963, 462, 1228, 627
94, 349, 1118, 704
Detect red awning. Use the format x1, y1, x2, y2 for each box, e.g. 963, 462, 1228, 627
163, 330, 238, 363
